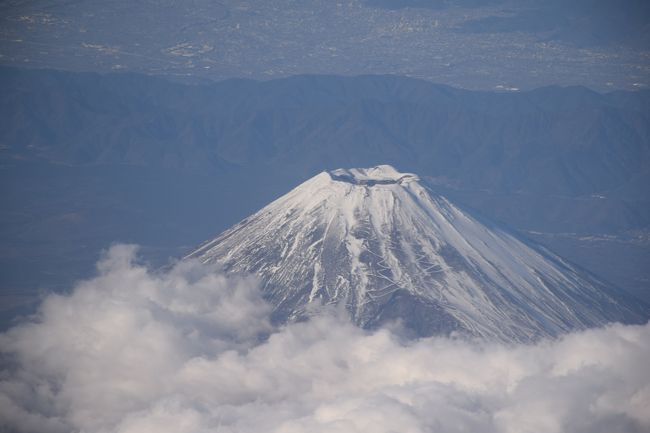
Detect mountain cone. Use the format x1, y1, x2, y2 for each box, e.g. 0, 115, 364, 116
187, 165, 647, 341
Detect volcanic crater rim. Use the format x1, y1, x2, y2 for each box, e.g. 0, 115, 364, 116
327, 165, 419, 186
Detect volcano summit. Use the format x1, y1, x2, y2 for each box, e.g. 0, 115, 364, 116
187, 165, 646, 342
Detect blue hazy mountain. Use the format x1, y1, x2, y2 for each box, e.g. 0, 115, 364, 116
459, 0, 650, 48
1, 67, 649, 322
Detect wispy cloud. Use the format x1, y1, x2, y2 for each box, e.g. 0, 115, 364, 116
1, 245, 648, 433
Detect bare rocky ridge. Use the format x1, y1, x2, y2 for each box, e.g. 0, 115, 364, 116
187, 165, 648, 342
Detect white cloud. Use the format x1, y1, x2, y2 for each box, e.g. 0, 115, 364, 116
1, 244, 648, 433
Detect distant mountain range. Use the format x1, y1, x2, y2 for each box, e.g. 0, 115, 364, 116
3, 67, 648, 201
188, 165, 647, 341
0, 67, 648, 323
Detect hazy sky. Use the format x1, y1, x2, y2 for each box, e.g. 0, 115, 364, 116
1, 0, 648, 90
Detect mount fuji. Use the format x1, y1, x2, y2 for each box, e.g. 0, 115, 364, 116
187, 165, 647, 342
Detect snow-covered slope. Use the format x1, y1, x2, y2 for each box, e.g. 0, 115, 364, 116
187, 165, 647, 342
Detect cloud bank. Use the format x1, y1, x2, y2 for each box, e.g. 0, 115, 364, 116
1, 245, 649, 433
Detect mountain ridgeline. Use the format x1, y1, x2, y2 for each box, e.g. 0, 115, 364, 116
3, 67, 648, 204
187, 166, 647, 342
1, 67, 649, 317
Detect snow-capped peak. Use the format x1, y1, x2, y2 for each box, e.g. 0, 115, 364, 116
328, 165, 418, 185
187, 166, 646, 342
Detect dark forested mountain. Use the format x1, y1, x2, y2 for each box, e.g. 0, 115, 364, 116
1, 67, 649, 322
3, 68, 648, 200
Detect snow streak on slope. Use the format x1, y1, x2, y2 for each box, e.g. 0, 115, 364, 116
188, 165, 646, 342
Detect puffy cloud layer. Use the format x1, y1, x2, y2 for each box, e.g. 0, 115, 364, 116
1, 245, 649, 433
